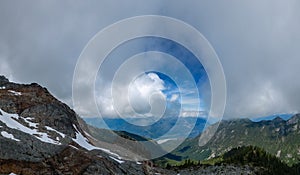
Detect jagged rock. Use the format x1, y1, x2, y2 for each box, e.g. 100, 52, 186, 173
0, 75, 9, 84
0, 78, 156, 175
20, 104, 78, 138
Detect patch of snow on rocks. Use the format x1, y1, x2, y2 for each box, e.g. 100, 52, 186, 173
1, 131, 20, 141
109, 156, 125, 164
8, 90, 22, 96
45, 126, 66, 138
0, 109, 60, 145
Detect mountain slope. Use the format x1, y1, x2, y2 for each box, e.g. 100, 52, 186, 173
157, 146, 300, 175
167, 115, 300, 166
0, 76, 160, 174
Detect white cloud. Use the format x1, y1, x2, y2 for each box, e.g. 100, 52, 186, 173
128, 72, 166, 115
95, 72, 167, 118
170, 94, 179, 102
180, 111, 207, 118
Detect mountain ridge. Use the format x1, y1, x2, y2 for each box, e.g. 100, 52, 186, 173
162, 113, 300, 166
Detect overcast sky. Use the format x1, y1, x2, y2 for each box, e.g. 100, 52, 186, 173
0, 0, 300, 119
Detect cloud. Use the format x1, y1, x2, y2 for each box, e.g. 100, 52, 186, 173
96, 72, 167, 118
154, 0, 300, 118
180, 111, 207, 118
0, 0, 162, 104
0, 0, 300, 119
170, 94, 179, 102
128, 73, 166, 114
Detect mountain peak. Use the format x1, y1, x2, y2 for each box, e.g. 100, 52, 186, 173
287, 114, 300, 125
273, 116, 285, 122
0, 79, 82, 138
0, 75, 9, 84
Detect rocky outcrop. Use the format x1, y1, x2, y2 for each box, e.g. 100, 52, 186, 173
0, 77, 81, 138
0, 145, 149, 175
0, 76, 157, 174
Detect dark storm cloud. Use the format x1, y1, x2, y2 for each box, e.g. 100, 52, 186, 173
0, 0, 299, 118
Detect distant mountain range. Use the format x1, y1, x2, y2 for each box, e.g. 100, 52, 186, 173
250, 113, 294, 122
84, 116, 207, 139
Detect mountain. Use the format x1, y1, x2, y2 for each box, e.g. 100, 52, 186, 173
251, 113, 294, 122
0, 75, 165, 174
84, 116, 206, 140
2, 75, 300, 174
161, 115, 300, 166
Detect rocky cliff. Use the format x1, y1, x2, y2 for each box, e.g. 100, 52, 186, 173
0, 76, 156, 175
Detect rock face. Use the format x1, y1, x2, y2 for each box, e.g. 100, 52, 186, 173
0, 76, 157, 175
0, 77, 80, 138
0, 75, 9, 83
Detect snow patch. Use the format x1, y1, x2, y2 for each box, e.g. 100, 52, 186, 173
69, 145, 79, 150
0, 86, 6, 90
23, 117, 38, 128
0, 109, 60, 145
293, 124, 298, 131
156, 138, 177, 144
45, 126, 66, 138
276, 150, 281, 157
109, 156, 125, 164
8, 90, 22, 96
73, 131, 99, 151
208, 152, 216, 159
1, 131, 20, 141
72, 127, 123, 160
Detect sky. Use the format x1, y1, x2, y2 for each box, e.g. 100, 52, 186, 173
0, 0, 300, 119
92, 37, 209, 119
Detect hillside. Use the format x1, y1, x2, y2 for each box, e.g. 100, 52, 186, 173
161, 115, 300, 166
165, 146, 300, 175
